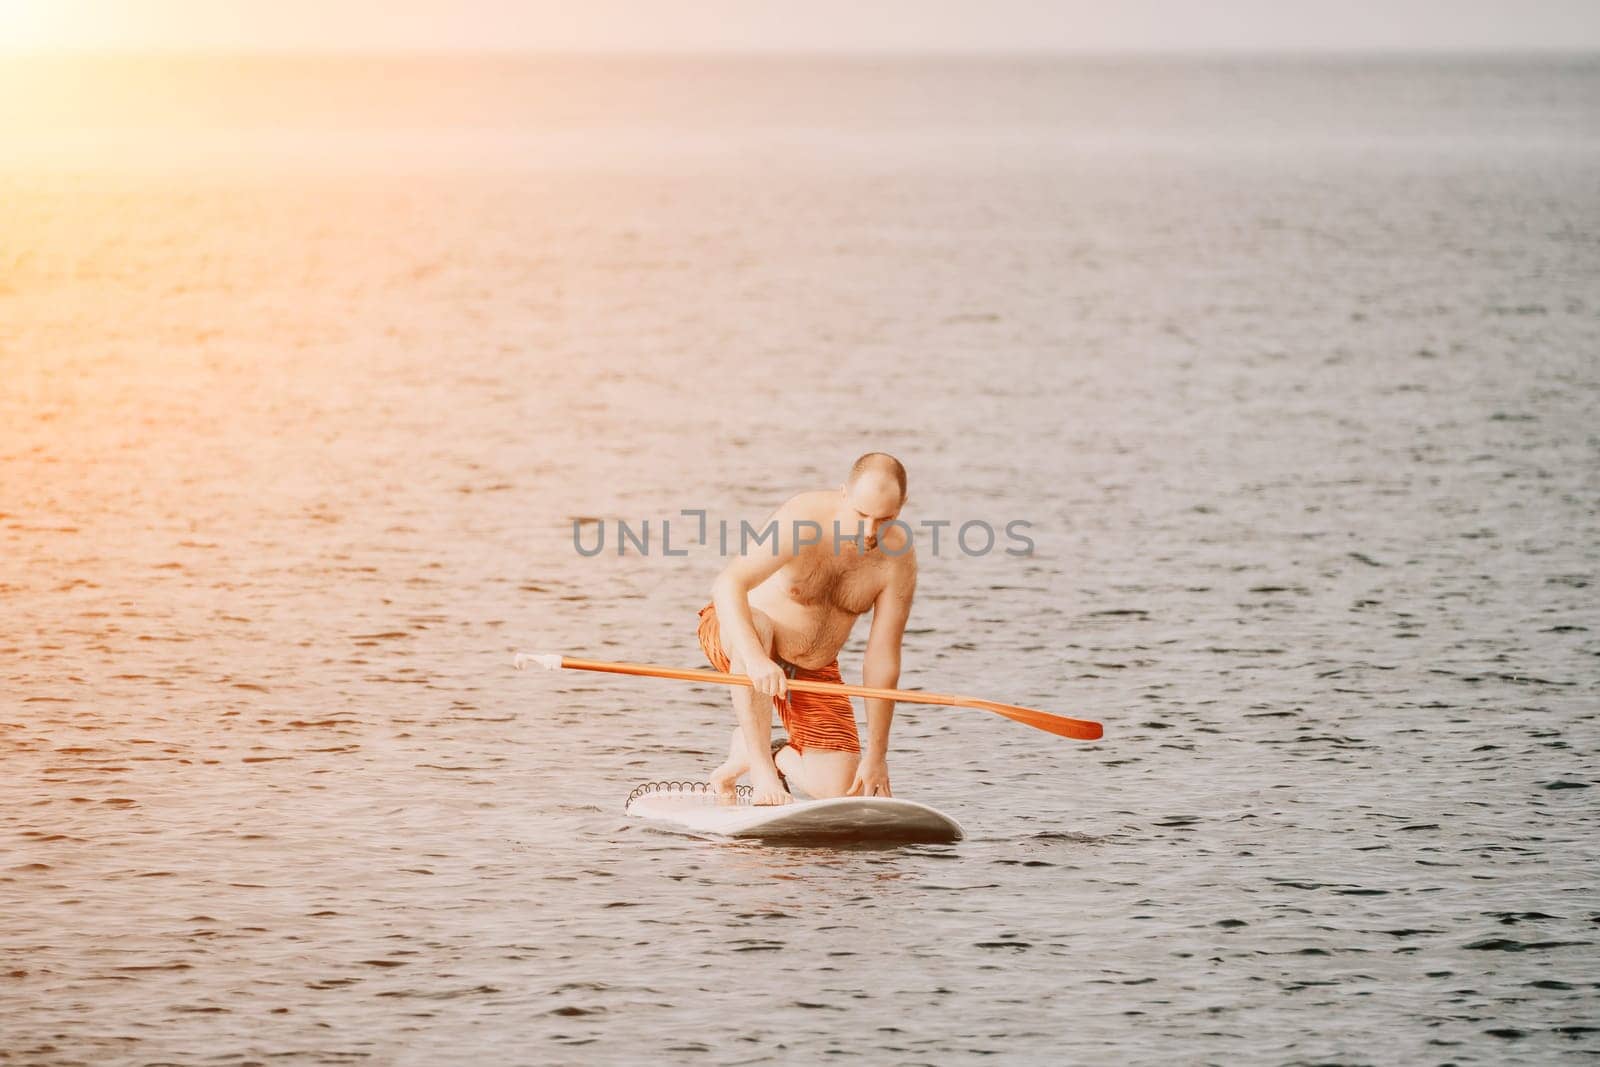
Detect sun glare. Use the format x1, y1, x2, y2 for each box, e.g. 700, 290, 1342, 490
0, 1, 66, 52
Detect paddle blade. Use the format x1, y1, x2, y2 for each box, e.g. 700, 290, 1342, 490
513, 652, 564, 671
973, 700, 1103, 741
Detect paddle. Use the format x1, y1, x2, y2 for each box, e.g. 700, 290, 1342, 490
513, 652, 1103, 742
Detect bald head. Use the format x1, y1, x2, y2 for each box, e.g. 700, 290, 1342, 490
848, 453, 906, 501
843, 452, 908, 535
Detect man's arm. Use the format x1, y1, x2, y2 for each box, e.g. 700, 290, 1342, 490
852, 552, 916, 796
710, 497, 803, 698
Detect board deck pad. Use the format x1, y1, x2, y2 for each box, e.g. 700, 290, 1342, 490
625, 783, 964, 843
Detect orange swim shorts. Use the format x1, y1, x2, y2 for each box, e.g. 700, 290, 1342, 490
697, 602, 860, 754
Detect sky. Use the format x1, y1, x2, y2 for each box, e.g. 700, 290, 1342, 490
1, 0, 1597, 53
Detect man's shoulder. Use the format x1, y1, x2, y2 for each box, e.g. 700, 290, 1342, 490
879, 520, 915, 560
884, 537, 918, 586
780, 489, 835, 519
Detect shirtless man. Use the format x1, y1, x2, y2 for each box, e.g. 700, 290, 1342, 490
699, 453, 916, 805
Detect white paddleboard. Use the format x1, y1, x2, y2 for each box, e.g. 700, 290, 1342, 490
625, 783, 963, 843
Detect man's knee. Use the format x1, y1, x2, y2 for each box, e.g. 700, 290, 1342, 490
800, 753, 858, 799
721, 608, 775, 669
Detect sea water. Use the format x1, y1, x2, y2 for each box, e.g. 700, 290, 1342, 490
2, 55, 1597, 1063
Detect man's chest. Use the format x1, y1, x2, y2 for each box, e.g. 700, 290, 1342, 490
783, 551, 885, 615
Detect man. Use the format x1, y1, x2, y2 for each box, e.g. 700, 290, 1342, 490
700, 453, 916, 805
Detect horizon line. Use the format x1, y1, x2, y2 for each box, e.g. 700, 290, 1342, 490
2, 45, 1599, 60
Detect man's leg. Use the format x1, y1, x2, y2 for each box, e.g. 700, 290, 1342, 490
775, 747, 859, 799
707, 607, 791, 805
706, 725, 748, 800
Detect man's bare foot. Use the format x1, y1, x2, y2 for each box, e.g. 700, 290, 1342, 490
750, 766, 792, 806
708, 761, 741, 802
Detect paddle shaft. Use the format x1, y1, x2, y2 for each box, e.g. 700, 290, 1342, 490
546, 655, 1103, 742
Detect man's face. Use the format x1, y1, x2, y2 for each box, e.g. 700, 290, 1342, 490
843, 475, 903, 550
